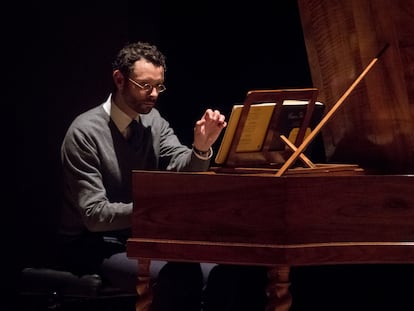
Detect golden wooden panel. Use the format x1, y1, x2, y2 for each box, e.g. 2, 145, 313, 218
297, 0, 414, 173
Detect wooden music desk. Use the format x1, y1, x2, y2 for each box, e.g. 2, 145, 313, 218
126, 170, 414, 311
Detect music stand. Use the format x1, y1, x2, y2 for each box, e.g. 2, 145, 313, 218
215, 88, 320, 170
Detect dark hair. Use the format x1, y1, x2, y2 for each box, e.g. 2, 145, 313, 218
112, 41, 167, 77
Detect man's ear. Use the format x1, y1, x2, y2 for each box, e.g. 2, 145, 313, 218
113, 70, 125, 88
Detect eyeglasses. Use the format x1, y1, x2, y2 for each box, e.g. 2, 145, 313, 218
128, 78, 166, 93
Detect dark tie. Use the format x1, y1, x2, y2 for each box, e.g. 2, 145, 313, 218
128, 120, 143, 152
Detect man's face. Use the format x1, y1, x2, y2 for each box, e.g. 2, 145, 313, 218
120, 59, 165, 115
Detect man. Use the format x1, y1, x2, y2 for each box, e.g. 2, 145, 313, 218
56, 41, 226, 311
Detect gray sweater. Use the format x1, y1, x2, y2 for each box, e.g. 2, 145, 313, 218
59, 102, 210, 237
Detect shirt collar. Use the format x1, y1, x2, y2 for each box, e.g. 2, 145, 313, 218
103, 94, 139, 138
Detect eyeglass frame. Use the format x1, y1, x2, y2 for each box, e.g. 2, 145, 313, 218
128, 77, 166, 93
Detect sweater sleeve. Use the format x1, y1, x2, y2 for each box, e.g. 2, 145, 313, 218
149, 110, 212, 172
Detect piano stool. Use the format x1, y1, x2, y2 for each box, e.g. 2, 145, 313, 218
18, 267, 137, 311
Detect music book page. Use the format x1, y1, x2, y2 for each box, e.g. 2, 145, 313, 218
215, 103, 275, 164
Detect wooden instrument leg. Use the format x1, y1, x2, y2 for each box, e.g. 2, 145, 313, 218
266, 265, 292, 311
135, 259, 153, 311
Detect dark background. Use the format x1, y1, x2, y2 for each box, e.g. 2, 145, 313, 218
16, 1, 413, 310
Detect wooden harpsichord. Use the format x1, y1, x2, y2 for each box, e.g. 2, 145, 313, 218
127, 1, 414, 310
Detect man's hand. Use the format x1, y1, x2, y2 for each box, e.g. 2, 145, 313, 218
193, 109, 227, 152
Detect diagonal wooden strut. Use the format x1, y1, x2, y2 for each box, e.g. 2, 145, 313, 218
279, 135, 315, 168
275, 44, 390, 177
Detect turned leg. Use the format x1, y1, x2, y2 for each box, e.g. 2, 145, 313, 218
266, 265, 292, 311
135, 259, 153, 311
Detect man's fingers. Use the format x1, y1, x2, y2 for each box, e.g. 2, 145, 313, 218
203, 109, 226, 126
